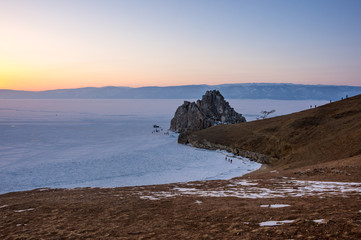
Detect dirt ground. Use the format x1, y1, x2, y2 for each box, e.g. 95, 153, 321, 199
1, 155, 361, 240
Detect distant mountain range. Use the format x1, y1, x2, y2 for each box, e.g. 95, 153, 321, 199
1, 83, 360, 100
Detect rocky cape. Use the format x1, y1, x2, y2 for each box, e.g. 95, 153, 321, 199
170, 90, 245, 133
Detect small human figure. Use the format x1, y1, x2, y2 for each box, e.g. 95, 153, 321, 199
230, 159, 232, 164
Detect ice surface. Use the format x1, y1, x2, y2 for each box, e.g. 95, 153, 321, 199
0, 99, 325, 194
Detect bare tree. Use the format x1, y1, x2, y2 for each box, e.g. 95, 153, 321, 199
257, 109, 276, 120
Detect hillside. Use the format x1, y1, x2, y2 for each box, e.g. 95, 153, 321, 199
1, 83, 361, 100
185, 94, 361, 169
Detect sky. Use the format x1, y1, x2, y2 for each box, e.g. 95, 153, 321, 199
0, 0, 360, 91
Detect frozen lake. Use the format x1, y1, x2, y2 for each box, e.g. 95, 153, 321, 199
0, 99, 327, 194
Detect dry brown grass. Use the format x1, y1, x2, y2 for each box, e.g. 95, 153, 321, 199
187, 95, 361, 169
1, 164, 361, 239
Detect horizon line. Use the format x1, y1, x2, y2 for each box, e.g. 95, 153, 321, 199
2, 82, 361, 92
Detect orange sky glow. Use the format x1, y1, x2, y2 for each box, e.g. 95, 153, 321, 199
1, 0, 360, 91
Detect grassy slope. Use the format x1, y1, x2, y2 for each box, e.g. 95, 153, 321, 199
187, 94, 361, 169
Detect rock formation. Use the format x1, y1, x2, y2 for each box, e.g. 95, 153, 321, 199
170, 90, 246, 133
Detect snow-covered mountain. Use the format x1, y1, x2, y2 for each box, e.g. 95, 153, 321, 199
1, 83, 360, 100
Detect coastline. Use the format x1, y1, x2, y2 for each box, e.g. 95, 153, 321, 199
2, 96, 361, 239
1, 154, 360, 239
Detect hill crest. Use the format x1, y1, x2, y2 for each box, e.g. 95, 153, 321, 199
184, 94, 361, 169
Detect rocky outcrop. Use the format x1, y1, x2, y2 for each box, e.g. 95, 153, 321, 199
170, 90, 246, 133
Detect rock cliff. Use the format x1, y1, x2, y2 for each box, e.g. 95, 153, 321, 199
170, 90, 246, 133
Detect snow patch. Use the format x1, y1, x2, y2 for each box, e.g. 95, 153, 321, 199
37, 188, 50, 192
139, 196, 160, 201
270, 204, 291, 208
136, 179, 361, 200
16, 223, 27, 227
174, 187, 199, 193
260, 204, 291, 208
230, 180, 258, 186
259, 220, 294, 226
0, 205, 9, 209
313, 219, 327, 224
14, 208, 34, 213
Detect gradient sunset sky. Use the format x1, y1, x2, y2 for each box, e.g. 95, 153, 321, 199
1, 0, 360, 91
